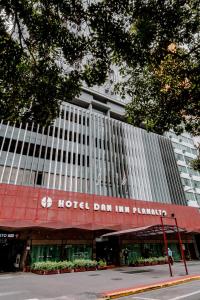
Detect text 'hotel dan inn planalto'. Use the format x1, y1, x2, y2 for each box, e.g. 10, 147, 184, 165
0, 89, 200, 272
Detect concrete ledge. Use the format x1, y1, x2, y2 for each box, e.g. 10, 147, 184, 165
102, 275, 200, 299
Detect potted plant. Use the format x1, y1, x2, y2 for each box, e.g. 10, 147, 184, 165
137, 257, 144, 267
31, 262, 46, 275
85, 259, 97, 271
73, 259, 87, 272
58, 261, 74, 273
97, 259, 107, 270
31, 261, 60, 275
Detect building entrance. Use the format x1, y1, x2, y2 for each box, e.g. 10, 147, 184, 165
96, 237, 119, 265
0, 233, 24, 272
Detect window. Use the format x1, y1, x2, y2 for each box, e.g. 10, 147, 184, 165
193, 181, 200, 189
191, 148, 197, 155
175, 153, 184, 161
35, 172, 43, 185
185, 192, 195, 201
178, 165, 187, 173
185, 157, 193, 164
181, 178, 191, 186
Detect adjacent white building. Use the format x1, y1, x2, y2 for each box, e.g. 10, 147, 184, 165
166, 131, 200, 208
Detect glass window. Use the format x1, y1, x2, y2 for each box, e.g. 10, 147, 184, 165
178, 166, 187, 173
175, 153, 184, 161
31, 245, 61, 263
193, 181, 200, 189
188, 168, 199, 176
63, 244, 92, 261
181, 178, 191, 186
185, 192, 195, 201
185, 156, 193, 164
191, 148, 197, 155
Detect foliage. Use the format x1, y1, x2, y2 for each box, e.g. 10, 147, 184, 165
98, 259, 107, 267
190, 144, 200, 171
31, 259, 99, 271
1, 0, 200, 136
190, 158, 200, 171
84, 259, 98, 268
131, 256, 167, 265
122, 49, 200, 136
115, 1, 200, 136
31, 261, 60, 271
73, 259, 97, 268
56, 261, 74, 270
0, 0, 134, 125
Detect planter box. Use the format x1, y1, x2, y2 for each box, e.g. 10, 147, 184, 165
97, 266, 107, 270
31, 270, 45, 275
23, 266, 31, 272
60, 268, 73, 274
31, 269, 60, 275
74, 267, 86, 272
45, 270, 60, 275
86, 267, 97, 271
104, 265, 115, 269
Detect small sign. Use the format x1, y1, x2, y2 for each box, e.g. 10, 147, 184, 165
0, 233, 17, 238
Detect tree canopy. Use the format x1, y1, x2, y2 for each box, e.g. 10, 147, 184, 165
115, 1, 200, 137
0, 0, 134, 124
0, 0, 200, 137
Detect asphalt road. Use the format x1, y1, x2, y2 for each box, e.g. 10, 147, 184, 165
121, 281, 200, 300
0, 262, 199, 300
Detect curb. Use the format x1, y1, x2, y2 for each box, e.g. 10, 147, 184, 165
101, 275, 200, 299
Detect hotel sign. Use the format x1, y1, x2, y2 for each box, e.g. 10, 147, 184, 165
41, 197, 167, 216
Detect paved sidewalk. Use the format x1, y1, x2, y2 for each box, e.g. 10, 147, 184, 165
100, 261, 200, 299
0, 261, 199, 300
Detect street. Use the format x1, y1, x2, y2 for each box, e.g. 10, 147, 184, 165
0, 262, 199, 300
122, 281, 200, 300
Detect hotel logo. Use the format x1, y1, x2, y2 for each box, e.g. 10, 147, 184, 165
41, 196, 53, 208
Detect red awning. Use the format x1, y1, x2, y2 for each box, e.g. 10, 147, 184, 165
101, 224, 186, 237
0, 220, 122, 231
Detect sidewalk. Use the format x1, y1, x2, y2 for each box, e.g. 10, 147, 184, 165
0, 261, 199, 300
100, 261, 200, 299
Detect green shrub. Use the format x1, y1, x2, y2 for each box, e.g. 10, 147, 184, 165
57, 261, 74, 270
73, 259, 97, 268
31, 259, 98, 271
98, 259, 107, 267
157, 256, 167, 263
73, 259, 87, 268
130, 256, 167, 265
84, 259, 98, 268
31, 261, 58, 271
137, 257, 144, 264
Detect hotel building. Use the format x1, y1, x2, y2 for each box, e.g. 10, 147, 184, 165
0, 88, 200, 271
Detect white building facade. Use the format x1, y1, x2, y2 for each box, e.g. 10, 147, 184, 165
166, 131, 200, 208
0, 89, 186, 205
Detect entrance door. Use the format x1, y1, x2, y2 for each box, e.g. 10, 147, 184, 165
0, 238, 24, 272
96, 237, 119, 265
188, 243, 197, 259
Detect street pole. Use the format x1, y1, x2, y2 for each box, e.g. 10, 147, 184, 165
174, 217, 188, 275
160, 216, 173, 277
